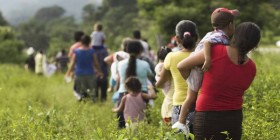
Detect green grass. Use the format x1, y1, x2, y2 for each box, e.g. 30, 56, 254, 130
0, 52, 279, 139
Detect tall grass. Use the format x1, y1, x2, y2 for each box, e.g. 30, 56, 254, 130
0, 51, 279, 139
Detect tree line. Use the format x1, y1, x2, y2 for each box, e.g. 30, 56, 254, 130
0, 0, 280, 63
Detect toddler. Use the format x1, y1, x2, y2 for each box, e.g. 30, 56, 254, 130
112, 77, 156, 128
154, 46, 173, 124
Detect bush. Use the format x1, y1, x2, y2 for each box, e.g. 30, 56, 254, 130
0, 40, 25, 64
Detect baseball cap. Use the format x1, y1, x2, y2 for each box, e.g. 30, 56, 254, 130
211, 8, 239, 29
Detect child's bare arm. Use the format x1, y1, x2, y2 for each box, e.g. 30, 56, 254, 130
202, 41, 212, 71
112, 96, 126, 112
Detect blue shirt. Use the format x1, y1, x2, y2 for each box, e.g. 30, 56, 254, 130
74, 48, 95, 76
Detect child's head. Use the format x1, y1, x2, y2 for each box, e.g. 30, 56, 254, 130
126, 39, 144, 55
81, 35, 91, 47
125, 76, 142, 93
211, 8, 239, 31
93, 23, 103, 31
133, 30, 141, 39
121, 37, 131, 52
175, 20, 199, 50
74, 31, 84, 42
157, 46, 171, 61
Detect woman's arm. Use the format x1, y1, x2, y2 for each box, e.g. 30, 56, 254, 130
65, 54, 76, 76
112, 95, 126, 112
177, 50, 205, 80
104, 54, 114, 65
155, 68, 171, 88
93, 53, 104, 78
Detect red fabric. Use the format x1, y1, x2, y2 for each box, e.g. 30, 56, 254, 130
196, 44, 256, 111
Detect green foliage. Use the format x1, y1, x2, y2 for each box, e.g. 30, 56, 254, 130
0, 11, 8, 26
242, 52, 280, 140
137, 0, 280, 48
17, 6, 79, 54
81, 0, 139, 50
34, 5, 65, 22
0, 49, 279, 139
0, 26, 25, 64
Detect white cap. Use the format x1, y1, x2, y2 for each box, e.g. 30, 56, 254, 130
26, 47, 34, 55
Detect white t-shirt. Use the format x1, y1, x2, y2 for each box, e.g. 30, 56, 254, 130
139, 40, 149, 57
90, 31, 105, 46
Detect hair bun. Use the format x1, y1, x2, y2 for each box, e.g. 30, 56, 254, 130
184, 32, 191, 37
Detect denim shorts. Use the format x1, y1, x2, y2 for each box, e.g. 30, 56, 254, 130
171, 105, 195, 127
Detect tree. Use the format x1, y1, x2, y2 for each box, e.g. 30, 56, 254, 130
0, 26, 25, 63
82, 0, 139, 50
17, 6, 79, 54
34, 5, 65, 22
0, 11, 8, 26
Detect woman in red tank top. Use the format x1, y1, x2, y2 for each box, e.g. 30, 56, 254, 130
176, 22, 261, 140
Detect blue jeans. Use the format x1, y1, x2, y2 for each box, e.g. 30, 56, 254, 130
171, 105, 195, 132
95, 77, 108, 101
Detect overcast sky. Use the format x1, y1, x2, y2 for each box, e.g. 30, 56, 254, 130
0, 0, 102, 25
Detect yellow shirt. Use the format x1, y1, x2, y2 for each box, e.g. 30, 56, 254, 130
164, 51, 190, 105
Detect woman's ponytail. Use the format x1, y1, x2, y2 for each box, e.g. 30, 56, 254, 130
126, 54, 137, 78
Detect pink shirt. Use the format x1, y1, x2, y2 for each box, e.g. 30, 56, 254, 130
68, 42, 82, 58
196, 44, 256, 111
124, 93, 146, 122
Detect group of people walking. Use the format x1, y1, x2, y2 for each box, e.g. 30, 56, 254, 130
25, 7, 261, 140
155, 8, 261, 140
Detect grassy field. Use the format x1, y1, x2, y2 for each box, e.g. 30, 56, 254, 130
0, 51, 279, 139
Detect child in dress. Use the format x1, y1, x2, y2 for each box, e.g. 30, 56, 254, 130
112, 76, 156, 128
154, 46, 173, 124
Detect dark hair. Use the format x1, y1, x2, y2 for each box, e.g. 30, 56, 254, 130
81, 35, 91, 47
125, 76, 142, 93
61, 49, 66, 55
133, 30, 141, 39
94, 23, 103, 31
175, 20, 199, 50
231, 22, 261, 64
121, 37, 131, 52
157, 46, 172, 61
74, 31, 84, 42
125, 39, 143, 78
